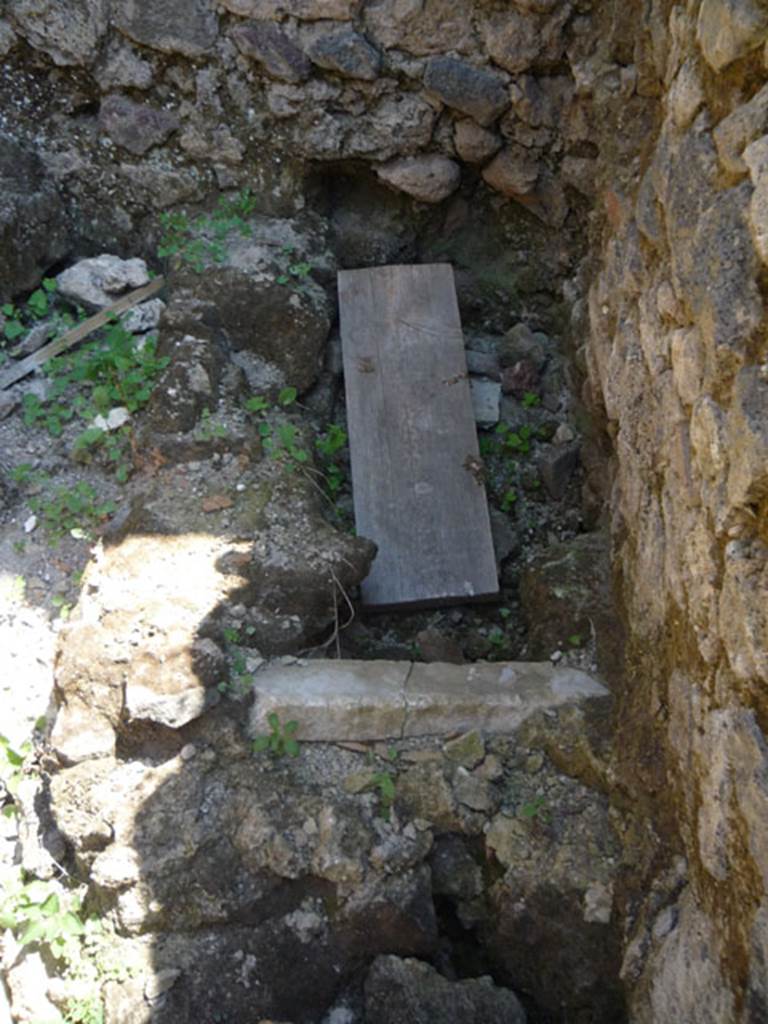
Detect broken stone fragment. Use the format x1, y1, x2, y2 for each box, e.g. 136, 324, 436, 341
56, 254, 150, 309
231, 21, 311, 83
375, 154, 461, 204
98, 93, 180, 155
423, 56, 509, 127
537, 440, 580, 500
307, 29, 381, 81
364, 955, 526, 1024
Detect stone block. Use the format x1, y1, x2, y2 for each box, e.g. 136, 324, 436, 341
424, 56, 509, 127
248, 659, 608, 741
231, 21, 311, 83
307, 29, 381, 80
113, 0, 219, 57
727, 367, 768, 511
99, 94, 180, 156
697, 0, 768, 72
403, 661, 607, 737
376, 155, 460, 203
714, 84, 768, 176
251, 660, 411, 741
56, 254, 150, 309
365, 955, 526, 1024
454, 120, 502, 164
469, 377, 501, 427
10, 0, 108, 66
221, 0, 359, 17
482, 144, 539, 197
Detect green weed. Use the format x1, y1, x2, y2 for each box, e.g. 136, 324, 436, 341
518, 795, 550, 823
29, 482, 115, 543
252, 712, 300, 758
0, 734, 29, 815
364, 747, 399, 820
157, 189, 260, 272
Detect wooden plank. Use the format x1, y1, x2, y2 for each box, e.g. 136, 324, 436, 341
0, 276, 165, 390
338, 263, 498, 609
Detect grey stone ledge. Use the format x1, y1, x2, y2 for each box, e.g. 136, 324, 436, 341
249, 658, 609, 742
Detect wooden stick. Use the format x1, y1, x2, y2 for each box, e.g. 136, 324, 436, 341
0, 276, 165, 390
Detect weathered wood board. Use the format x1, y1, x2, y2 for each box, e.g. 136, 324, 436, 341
338, 263, 499, 609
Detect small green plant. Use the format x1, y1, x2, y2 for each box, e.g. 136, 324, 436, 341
217, 629, 257, 697
22, 322, 168, 443
9, 463, 45, 488
52, 594, 72, 620
0, 871, 85, 957
522, 391, 540, 408
2, 277, 57, 344
244, 388, 311, 471
29, 482, 115, 543
196, 407, 228, 443
72, 425, 133, 483
0, 735, 29, 816
499, 606, 512, 620
0, 866, 135, 1024
252, 712, 300, 758
363, 747, 399, 820
276, 246, 313, 290
157, 189, 259, 271
519, 795, 549, 822
315, 423, 348, 499
496, 422, 533, 455
501, 488, 517, 512
568, 633, 584, 648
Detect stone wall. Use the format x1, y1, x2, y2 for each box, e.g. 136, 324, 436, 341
0, 0, 599, 265
583, 1, 768, 1019
2, 0, 768, 1018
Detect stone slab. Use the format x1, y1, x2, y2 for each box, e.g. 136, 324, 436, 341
403, 661, 607, 737
249, 658, 609, 742
250, 660, 412, 740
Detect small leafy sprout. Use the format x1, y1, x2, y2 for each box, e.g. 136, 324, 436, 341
522, 391, 540, 408
568, 633, 584, 647
316, 423, 347, 458
278, 386, 297, 406
0, 734, 30, 816
501, 488, 517, 512
29, 482, 115, 544
496, 422, 532, 455
0, 874, 85, 958
369, 771, 396, 820
499, 607, 512, 620
244, 395, 270, 416
52, 595, 72, 620
197, 407, 227, 442
488, 627, 506, 651
252, 713, 300, 758
156, 190, 259, 271
9, 463, 37, 486
519, 796, 549, 823
276, 247, 313, 289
